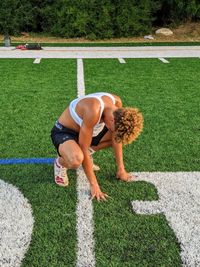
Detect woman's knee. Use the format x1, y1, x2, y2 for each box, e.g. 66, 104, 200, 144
68, 153, 84, 169
59, 142, 84, 169
60, 150, 83, 169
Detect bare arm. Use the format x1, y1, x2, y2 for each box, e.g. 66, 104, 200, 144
78, 108, 108, 200
110, 95, 133, 180
111, 133, 132, 181
79, 124, 97, 186
112, 134, 124, 171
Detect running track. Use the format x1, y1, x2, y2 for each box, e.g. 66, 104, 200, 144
0, 46, 200, 58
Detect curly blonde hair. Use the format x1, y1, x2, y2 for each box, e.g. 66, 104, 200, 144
113, 107, 143, 145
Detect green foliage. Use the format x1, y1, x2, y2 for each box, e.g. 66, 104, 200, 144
154, 0, 200, 26
113, 0, 155, 37
0, 0, 36, 35
0, 0, 20, 35
185, 0, 200, 21
48, 0, 155, 39
0, 0, 200, 38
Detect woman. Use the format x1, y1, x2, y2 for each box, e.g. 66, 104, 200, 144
51, 92, 143, 201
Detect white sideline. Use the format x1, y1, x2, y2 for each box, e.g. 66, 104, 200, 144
158, 57, 169, 63
76, 59, 96, 267
118, 58, 126, 63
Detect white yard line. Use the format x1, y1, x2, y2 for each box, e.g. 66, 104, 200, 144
77, 59, 85, 97
158, 57, 169, 63
76, 59, 96, 267
118, 58, 126, 63
132, 172, 200, 267
0, 180, 34, 267
33, 58, 41, 64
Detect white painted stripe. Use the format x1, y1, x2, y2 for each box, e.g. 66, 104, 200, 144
118, 58, 126, 64
132, 172, 200, 267
1, 46, 200, 58
0, 179, 34, 267
76, 59, 96, 267
76, 168, 96, 267
33, 58, 41, 64
77, 59, 85, 97
158, 57, 169, 63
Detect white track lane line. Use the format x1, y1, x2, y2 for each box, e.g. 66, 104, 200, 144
158, 57, 169, 63
118, 58, 126, 63
33, 58, 41, 64
76, 59, 96, 267
1, 46, 200, 58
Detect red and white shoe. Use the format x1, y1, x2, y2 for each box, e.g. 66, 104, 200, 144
54, 159, 69, 187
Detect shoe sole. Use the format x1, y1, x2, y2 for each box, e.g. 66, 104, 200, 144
55, 181, 69, 187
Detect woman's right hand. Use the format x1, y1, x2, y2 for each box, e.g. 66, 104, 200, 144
90, 183, 109, 201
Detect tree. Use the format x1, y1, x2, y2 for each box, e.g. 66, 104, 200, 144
0, 0, 35, 35
0, 0, 20, 35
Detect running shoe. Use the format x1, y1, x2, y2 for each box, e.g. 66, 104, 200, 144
54, 159, 69, 186
88, 148, 100, 171
90, 156, 100, 171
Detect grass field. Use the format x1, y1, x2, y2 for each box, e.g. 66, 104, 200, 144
2, 42, 200, 47
0, 57, 199, 266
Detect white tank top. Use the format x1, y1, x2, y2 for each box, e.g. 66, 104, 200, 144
69, 92, 116, 137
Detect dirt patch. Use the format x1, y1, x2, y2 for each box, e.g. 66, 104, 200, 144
1, 22, 200, 44
171, 22, 200, 40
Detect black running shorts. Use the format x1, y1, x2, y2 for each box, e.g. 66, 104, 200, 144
51, 121, 108, 155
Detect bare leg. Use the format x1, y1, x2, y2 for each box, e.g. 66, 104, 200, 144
91, 131, 112, 152
54, 140, 84, 187
58, 140, 84, 169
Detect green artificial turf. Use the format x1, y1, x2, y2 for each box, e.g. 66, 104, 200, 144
0, 58, 76, 158
84, 58, 200, 266
1, 42, 200, 47
0, 59, 78, 266
85, 58, 200, 171
93, 175, 181, 267
0, 165, 77, 267
0, 57, 200, 267
40, 41, 200, 47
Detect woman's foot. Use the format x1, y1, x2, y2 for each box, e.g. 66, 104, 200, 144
54, 158, 69, 186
